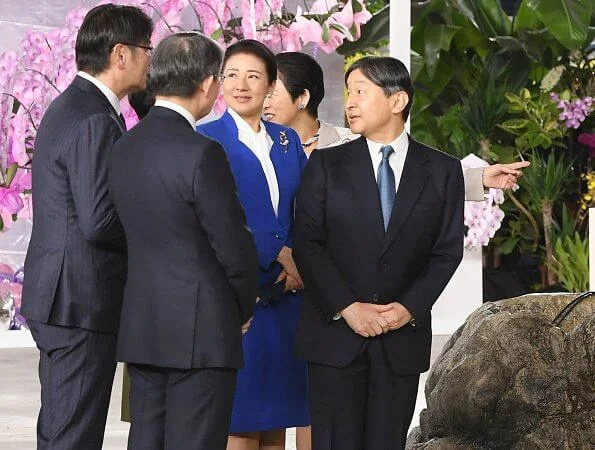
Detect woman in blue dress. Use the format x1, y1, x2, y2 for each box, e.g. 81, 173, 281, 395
197, 40, 309, 450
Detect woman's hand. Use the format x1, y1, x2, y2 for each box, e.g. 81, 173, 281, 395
276, 247, 304, 290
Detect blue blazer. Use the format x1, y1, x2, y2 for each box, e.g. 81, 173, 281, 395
198, 111, 307, 285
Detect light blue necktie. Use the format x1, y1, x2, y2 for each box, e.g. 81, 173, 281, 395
377, 145, 395, 231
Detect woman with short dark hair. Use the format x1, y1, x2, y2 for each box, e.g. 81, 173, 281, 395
264, 52, 356, 158
198, 40, 309, 450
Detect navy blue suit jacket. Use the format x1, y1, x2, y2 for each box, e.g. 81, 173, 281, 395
22, 76, 127, 333
110, 107, 259, 369
294, 136, 465, 374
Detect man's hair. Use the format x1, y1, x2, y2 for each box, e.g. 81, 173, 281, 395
148, 33, 223, 98
345, 56, 414, 121
276, 52, 325, 119
75, 4, 153, 75
223, 40, 277, 85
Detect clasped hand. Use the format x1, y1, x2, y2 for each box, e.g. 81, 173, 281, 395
341, 301, 413, 338
276, 246, 304, 292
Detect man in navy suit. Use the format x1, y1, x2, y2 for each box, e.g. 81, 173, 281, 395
294, 56, 465, 449
109, 33, 259, 449
21, 5, 153, 449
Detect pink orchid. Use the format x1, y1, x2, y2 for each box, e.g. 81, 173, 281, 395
0, 187, 24, 215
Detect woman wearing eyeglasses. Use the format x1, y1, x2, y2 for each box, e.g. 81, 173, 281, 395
197, 40, 309, 450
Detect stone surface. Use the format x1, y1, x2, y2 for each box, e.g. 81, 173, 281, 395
407, 293, 595, 450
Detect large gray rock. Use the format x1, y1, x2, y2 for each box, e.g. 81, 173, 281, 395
407, 293, 595, 450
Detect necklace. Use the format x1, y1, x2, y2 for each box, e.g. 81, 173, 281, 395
302, 134, 319, 147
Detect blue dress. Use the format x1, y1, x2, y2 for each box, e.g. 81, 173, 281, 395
198, 111, 310, 432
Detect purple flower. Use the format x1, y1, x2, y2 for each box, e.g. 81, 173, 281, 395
0, 187, 24, 214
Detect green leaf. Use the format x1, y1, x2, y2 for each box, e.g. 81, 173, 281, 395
494, 36, 523, 53
5, 163, 18, 187
321, 23, 330, 43
424, 25, 460, 79
513, 0, 543, 31
498, 236, 520, 255
210, 29, 223, 41
451, 10, 492, 58
0, 215, 3, 232
337, 5, 388, 55
410, 51, 424, 82
12, 98, 21, 115
524, 0, 591, 50
502, 119, 530, 130
458, 0, 512, 37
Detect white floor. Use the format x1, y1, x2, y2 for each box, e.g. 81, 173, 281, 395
0, 335, 450, 449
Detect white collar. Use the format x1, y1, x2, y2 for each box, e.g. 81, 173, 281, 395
366, 128, 408, 156
77, 71, 121, 115
228, 108, 267, 138
154, 99, 196, 128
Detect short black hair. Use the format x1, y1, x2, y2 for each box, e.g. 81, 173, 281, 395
276, 52, 325, 119
128, 89, 155, 119
223, 40, 277, 85
148, 33, 223, 98
345, 56, 414, 121
76, 4, 153, 75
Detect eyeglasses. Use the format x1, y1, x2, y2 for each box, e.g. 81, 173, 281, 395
121, 43, 154, 55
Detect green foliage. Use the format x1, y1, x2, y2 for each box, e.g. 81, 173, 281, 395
548, 232, 589, 292
520, 150, 573, 208
500, 89, 566, 153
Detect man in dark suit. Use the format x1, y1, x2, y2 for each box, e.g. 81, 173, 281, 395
21, 5, 153, 449
108, 33, 259, 450
294, 56, 465, 450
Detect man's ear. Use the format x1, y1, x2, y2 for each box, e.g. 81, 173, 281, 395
111, 43, 128, 70
390, 91, 409, 116
199, 75, 216, 95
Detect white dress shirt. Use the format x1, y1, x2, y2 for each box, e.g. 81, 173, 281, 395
154, 99, 196, 128
228, 108, 279, 216
366, 128, 409, 194
77, 71, 121, 114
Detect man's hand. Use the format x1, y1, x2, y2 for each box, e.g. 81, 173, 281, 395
483, 161, 530, 190
276, 246, 304, 290
380, 302, 413, 331
341, 302, 393, 338
241, 318, 252, 335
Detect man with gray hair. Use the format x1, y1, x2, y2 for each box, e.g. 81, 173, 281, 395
108, 32, 259, 449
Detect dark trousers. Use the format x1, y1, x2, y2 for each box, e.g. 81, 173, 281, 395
308, 339, 420, 450
127, 363, 237, 450
28, 320, 117, 450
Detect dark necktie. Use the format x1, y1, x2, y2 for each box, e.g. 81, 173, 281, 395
119, 113, 127, 131
377, 145, 395, 231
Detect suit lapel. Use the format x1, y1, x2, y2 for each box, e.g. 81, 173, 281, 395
71, 76, 126, 132
381, 136, 429, 255
345, 137, 384, 246
220, 112, 280, 222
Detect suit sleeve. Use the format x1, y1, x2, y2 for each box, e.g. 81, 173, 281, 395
66, 113, 125, 243
294, 150, 357, 322
398, 161, 465, 324
193, 141, 259, 323
463, 166, 485, 201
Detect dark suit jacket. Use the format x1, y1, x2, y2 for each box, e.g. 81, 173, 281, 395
22, 76, 127, 333
109, 106, 259, 370
294, 136, 464, 375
